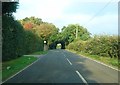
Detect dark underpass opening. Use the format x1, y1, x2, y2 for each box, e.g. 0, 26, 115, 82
49, 41, 65, 49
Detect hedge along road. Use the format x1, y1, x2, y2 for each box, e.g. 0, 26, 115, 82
3, 49, 118, 83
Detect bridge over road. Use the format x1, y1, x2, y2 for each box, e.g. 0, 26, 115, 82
3, 49, 119, 84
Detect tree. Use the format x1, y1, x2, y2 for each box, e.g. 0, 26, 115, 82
23, 22, 33, 30
2, 2, 19, 61
2, 3, 44, 61
61, 24, 91, 45
35, 23, 59, 41
20, 16, 43, 25
2, 2, 19, 16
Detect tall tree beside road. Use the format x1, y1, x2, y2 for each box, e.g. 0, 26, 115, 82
19, 17, 59, 49
35, 23, 59, 41
35, 23, 59, 49
2, 2, 18, 16
2, 2, 24, 61
61, 24, 91, 45
19, 16, 43, 30
2, 3, 44, 61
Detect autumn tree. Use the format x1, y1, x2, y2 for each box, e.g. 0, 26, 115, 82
35, 23, 59, 42
2, 3, 44, 61
19, 16, 43, 30
19, 17, 59, 49
23, 22, 33, 30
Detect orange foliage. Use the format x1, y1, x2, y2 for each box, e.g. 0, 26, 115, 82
24, 22, 33, 30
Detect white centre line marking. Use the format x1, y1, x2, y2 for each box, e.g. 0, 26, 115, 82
76, 70, 88, 85
66, 58, 72, 65
62, 53, 66, 58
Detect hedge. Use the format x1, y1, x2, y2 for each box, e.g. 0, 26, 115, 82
67, 35, 119, 58
2, 15, 43, 61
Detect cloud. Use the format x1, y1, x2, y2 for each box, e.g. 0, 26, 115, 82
14, 0, 72, 19
13, 0, 118, 35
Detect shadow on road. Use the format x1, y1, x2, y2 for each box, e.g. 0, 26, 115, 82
4, 49, 118, 84
64, 50, 118, 84
64, 50, 98, 83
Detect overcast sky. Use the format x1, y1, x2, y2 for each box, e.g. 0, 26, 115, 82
13, 0, 119, 35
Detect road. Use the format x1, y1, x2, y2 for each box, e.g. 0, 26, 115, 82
3, 49, 119, 84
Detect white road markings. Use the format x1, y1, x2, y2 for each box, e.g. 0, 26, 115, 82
76, 70, 88, 85
63, 53, 66, 58
62, 52, 88, 84
80, 54, 120, 71
62, 52, 73, 65
66, 58, 72, 65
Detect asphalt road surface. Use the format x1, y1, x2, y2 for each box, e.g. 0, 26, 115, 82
3, 49, 119, 84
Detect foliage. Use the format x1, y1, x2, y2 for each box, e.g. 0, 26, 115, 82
2, 15, 44, 61
61, 24, 91, 46
23, 22, 34, 30
35, 23, 59, 41
21, 16, 43, 25
19, 16, 43, 30
2, 3, 44, 61
67, 35, 119, 59
46, 24, 91, 49
24, 30, 43, 54
19, 17, 59, 49
2, 15, 24, 61
68, 50, 119, 68
2, 2, 19, 16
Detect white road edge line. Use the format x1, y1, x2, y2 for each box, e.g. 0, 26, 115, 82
66, 58, 72, 65
81, 55, 120, 72
1, 57, 41, 84
76, 70, 88, 85
66, 50, 120, 71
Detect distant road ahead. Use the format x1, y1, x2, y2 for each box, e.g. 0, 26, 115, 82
4, 49, 119, 84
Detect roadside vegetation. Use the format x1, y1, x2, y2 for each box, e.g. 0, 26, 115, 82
2, 2, 119, 82
68, 49, 119, 68
67, 35, 119, 68
2, 56, 37, 81
2, 2, 53, 81
30, 51, 48, 55
2, 2, 44, 61
2, 50, 48, 81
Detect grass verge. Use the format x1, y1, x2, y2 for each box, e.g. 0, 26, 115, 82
2, 56, 37, 81
30, 51, 47, 55
66, 49, 119, 69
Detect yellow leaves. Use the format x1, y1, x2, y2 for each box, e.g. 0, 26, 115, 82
35, 23, 58, 40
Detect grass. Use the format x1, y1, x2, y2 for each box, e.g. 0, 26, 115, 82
2, 50, 48, 81
30, 51, 47, 55
2, 56, 37, 81
67, 49, 119, 69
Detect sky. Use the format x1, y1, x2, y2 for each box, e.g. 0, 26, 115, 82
13, 0, 119, 35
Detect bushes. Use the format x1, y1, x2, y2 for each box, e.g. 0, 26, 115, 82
67, 39, 86, 52
24, 30, 43, 54
67, 35, 119, 58
2, 15, 23, 61
2, 15, 43, 61
2, 3, 44, 61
